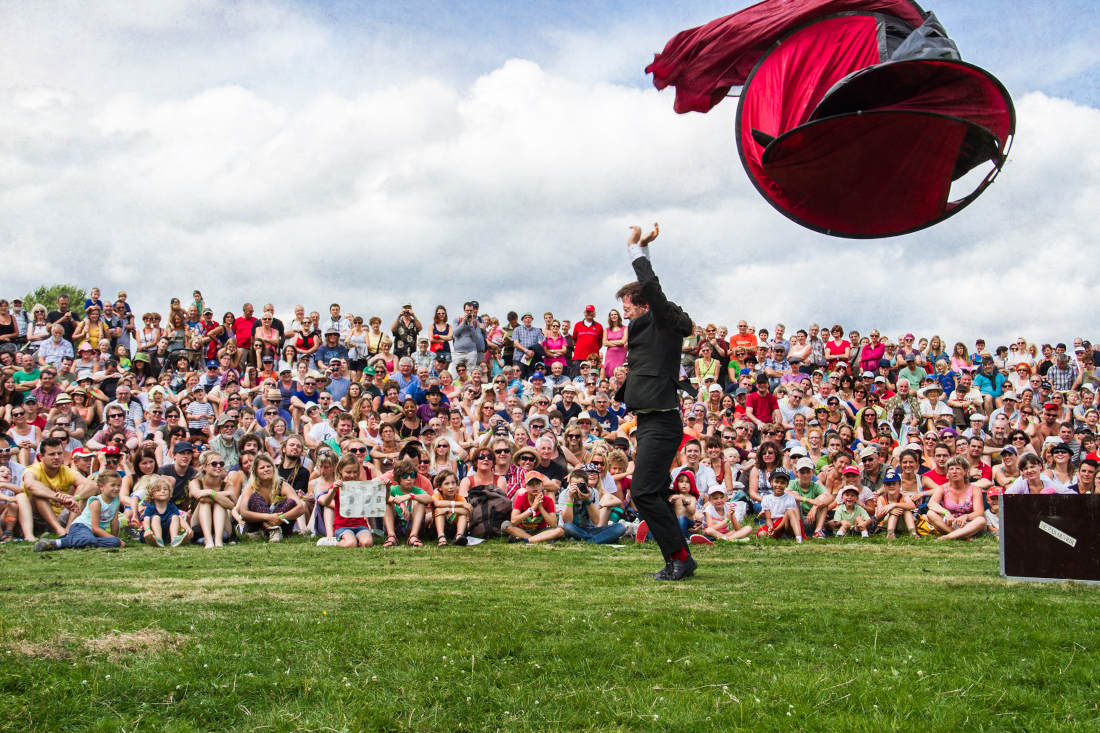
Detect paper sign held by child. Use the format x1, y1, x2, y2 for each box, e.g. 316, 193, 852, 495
339, 480, 388, 518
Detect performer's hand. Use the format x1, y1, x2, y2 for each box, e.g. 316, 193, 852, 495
627, 226, 642, 246
641, 222, 659, 246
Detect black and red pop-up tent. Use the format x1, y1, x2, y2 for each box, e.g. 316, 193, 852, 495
647, 0, 1014, 238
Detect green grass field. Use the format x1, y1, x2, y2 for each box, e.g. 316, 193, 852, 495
1, 536, 1097, 731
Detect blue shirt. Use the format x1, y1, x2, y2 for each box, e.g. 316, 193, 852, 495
75, 494, 120, 531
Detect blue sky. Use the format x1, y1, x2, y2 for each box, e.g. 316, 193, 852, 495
1, 0, 1098, 344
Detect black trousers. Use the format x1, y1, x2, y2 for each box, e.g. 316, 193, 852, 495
631, 409, 687, 562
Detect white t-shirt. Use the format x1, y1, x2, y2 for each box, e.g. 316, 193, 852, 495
761, 491, 799, 518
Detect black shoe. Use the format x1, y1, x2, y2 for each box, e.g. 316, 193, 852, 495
650, 562, 674, 580
656, 555, 697, 582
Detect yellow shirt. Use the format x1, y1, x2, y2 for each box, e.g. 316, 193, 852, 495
22, 463, 80, 515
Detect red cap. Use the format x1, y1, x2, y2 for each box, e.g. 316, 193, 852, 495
71, 447, 93, 457
1043, 401, 1061, 411
842, 465, 861, 476
101, 445, 121, 455
524, 471, 548, 486
987, 487, 1004, 497
584, 304, 595, 312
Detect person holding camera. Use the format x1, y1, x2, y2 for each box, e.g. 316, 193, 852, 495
451, 301, 486, 376
558, 468, 628, 544
391, 304, 422, 358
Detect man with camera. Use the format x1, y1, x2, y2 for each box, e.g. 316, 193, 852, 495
559, 467, 628, 544
452, 301, 486, 376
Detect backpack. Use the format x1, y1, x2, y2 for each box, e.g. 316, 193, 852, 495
467, 483, 512, 539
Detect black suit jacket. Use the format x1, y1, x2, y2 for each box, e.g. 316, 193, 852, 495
614, 256, 693, 411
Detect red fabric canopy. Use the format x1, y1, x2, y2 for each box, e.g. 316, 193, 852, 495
646, 0, 927, 113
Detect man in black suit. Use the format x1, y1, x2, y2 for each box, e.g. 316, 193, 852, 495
614, 223, 697, 580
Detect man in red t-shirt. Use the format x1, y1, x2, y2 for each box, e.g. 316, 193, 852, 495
570, 305, 604, 377
233, 302, 259, 366
745, 374, 780, 428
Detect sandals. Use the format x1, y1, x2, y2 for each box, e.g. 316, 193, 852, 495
437, 536, 448, 546
383, 535, 398, 548
407, 536, 423, 547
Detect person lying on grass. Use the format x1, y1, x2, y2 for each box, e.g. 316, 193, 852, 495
432, 469, 471, 546
696, 485, 752, 542
140, 475, 191, 547
756, 470, 803, 542
34, 471, 125, 552
502, 471, 564, 543
317, 454, 374, 548
382, 458, 432, 547
829, 485, 871, 537
873, 469, 917, 538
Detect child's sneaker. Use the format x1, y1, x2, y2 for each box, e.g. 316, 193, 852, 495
635, 520, 649, 544
835, 530, 846, 538
0, 531, 12, 544
33, 539, 57, 552
813, 529, 826, 539
316, 536, 339, 547
860, 530, 870, 538
689, 534, 713, 545
170, 531, 188, 547
267, 527, 283, 543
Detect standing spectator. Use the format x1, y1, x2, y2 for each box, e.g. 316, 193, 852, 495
451, 301, 486, 374
46, 293, 80, 342
391, 304, 422, 358
570, 305, 604, 377
233, 303, 259, 366
511, 313, 544, 378
323, 303, 351, 338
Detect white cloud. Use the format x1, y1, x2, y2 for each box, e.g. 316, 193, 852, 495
0, 2, 1098, 350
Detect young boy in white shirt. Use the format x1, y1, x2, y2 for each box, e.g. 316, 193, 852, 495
756, 470, 803, 543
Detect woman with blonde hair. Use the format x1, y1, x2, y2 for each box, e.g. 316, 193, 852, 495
188, 450, 238, 548
926, 455, 986, 540
238, 453, 305, 542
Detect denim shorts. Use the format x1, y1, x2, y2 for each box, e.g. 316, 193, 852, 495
335, 527, 373, 540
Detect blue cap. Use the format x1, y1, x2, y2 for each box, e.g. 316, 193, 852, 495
175, 441, 194, 453
883, 468, 900, 484
206, 359, 218, 368
530, 371, 545, 381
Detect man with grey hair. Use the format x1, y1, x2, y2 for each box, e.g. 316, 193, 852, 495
393, 357, 419, 400
533, 434, 568, 489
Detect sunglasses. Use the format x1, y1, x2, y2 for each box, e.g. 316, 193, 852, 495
476, 453, 493, 461
517, 455, 535, 462
591, 461, 605, 467
399, 473, 417, 479
208, 461, 226, 467
493, 448, 510, 455
346, 447, 367, 454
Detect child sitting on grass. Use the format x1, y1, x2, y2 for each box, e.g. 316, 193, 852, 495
692, 485, 753, 544
383, 458, 432, 547
829, 486, 872, 537
874, 469, 917, 538
140, 475, 190, 547
669, 469, 701, 540
0, 465, 22, 542
502, 472, 565, 543
34, 472, 126, 552
318, 455, 375, 548
432, 469, 472, 546
756, 470, 803, 543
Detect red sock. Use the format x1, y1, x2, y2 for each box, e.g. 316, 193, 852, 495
671, 547, 690, 562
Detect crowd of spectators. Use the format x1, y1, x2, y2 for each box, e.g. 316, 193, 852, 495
0, 287, 1095, 553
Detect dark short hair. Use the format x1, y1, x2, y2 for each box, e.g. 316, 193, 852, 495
614, 281, 646, 307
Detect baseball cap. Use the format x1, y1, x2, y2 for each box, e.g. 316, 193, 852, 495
882, 468, 900, 484
842, 465, 860, 476
262, 355, 274, 363
861, 371, 875, 379
524, 471, 548, 486
708, 485, 727, 496
71, 447, 93, 458
841, 485, 860, 495
858, 446, 879, 459
770, 470, 790, 484
795, 457, 815, 472
530, 372, 545, 381
206, 359, 219, 368
1002, 391, 1019, 402
175, 441, 194, 453
584, 304, 595, 312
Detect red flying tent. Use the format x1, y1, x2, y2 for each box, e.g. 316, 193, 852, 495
646, 0, 1014, 238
